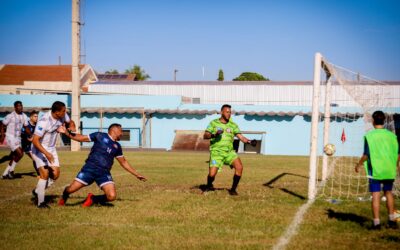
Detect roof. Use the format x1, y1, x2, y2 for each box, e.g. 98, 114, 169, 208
97, 74, 136, 81
0, 64, 86, 85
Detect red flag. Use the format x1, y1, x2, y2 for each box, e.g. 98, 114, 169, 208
341, 128, 346, 143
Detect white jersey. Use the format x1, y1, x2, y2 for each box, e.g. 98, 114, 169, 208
2, 111, 29, 139
34, 111, 70, 148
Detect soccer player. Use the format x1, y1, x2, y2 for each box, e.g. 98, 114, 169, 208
0, 101, 30, 179
57, 123, 147, 207
31, 101, 76, 208
203, 104, 256, 195
355, 110, 399, 229
21, 110, 39, 176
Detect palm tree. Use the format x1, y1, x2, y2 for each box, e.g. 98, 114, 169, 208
125, 65, 150, 81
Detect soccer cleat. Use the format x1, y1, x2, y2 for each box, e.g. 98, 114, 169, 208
8, 171, 15, 179
228, 189, 238, 196
58, 198, 66, 206
82, 193, 94, 207
37, 202, 50, 209
387, 220, 399, 229
1, 174, 9, 180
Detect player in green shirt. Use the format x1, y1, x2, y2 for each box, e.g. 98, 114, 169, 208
355, 110, 399, 229
203, 104, 256, 195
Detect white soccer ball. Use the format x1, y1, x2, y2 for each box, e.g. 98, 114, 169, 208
324, 144, 336, 156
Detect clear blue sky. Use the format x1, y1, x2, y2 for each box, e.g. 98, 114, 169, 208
1, 0, 399, 81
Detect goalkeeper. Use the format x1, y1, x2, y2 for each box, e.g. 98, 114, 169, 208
355, 110, 399, 229
203, 104, 256, 195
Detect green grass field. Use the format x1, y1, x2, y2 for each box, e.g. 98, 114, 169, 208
0, 151, 399, 249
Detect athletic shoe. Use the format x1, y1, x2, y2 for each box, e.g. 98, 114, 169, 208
387, 220, 399, 229
1, 174, 9, 180
37, 202, 50, 209
369, 224, 381, 230
8, 171, 15, 179
228, 189, 238, 196
58, 198, 66, 206
82, 193, 94, 207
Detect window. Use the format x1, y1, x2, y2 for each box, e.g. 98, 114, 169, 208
120, 130, 131, 141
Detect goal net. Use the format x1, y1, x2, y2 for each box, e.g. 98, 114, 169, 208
308, 53, 400, 201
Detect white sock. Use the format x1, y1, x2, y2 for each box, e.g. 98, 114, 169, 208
389, 214, 395, 221
373, 218, 380, 226
46, 178, 54, 189
36, 179, 47, 205
2, 165, 12, 176
9, 161, 17, 172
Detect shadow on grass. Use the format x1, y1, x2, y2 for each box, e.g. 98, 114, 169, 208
326, 209, 369, 228
13, 172, 37, 179
193, 184, 226, 192
380, 235, 400, 242
263, 172, 309, 200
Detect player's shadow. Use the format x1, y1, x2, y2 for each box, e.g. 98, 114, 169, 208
193, 184, 225, 192
263, 172, 309, 200
326, 209, 369, 228
13, 172, 37, 179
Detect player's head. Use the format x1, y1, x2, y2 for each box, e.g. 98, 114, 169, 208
108, 123, 123, 141
30, 110, 39, 123
14, 101, 23, 114
220, 104, 232, 121
372, 110, 385, 126
51, 101, 66, 119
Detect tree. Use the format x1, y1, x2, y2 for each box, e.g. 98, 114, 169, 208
125, 65, 150, 81
105, 69, 119, 74
217, 69, 224, 81
233, 72, 269, 81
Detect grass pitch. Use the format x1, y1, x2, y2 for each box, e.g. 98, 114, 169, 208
0, 151, 399, 249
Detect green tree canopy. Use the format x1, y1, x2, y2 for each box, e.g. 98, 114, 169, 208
217, 69, 224, 81
125, 65, 150, 81
233, 72, 269, 81
105, 69, 119, 74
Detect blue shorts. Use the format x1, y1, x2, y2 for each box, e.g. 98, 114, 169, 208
368, 179, 394, 192
21, 141, 32, 153
75, 164, 114, 188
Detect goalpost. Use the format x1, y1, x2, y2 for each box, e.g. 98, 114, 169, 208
308, 53, 399, 201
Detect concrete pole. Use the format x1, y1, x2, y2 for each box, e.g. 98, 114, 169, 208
71, 0, 81, 151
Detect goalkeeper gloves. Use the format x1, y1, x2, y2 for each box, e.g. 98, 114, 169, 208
247, 139, 257, 146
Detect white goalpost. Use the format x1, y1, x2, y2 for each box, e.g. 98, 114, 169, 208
308, 52, 400, 201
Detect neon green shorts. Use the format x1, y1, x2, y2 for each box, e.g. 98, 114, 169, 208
209, 150, 238, 170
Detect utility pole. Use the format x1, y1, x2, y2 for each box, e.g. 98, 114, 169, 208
71, 0, 81, 151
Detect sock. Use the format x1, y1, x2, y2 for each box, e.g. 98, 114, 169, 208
93, 195, 108, 204
373, 218, 380, 226
231, 174, 241, 191
2, 165, 12, 176
36, 179, 47, 205
207, 175, 215, 187
389, 214, 395, 221
62, 187, 70, 202
9, 161, 17, 172
46, 178, 54, 189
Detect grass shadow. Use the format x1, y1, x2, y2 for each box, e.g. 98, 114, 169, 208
13, 172, 37, 178
263, 172, 308, 200
326, 209, 369, 228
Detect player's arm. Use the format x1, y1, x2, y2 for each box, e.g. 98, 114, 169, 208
116, 156, 147, 181
355, 138, 369, 173
32, 134, 54, 164
65, 120, 77, 132
236, 133, 257, 146
204, 129, 223, 139
57, 125, 90, 142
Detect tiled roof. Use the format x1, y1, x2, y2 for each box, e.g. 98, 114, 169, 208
0, 64, 86, 85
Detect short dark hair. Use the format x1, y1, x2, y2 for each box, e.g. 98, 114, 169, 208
221, 104, 231, 111
14, 101, 22, 107
51, 101, 66, 113
108, 123, 122, 132
30, 110, 39, 116
372, 110, 385, 125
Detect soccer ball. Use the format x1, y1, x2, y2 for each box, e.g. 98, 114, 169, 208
324, 144, 336, 156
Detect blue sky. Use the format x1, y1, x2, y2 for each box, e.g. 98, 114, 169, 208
0, 0, 399, 81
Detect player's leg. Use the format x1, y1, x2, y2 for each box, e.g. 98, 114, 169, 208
26, 152, 39, 176
2, 137, 24, 179
206, 152, 223, 191
31, 149, 51, 207
46, 150, 60, 188
228, 153, 242, 195
82, 171, 115, 207
59, 180, 86, 206
369, 179, 381, 229
383, 181, 398, 228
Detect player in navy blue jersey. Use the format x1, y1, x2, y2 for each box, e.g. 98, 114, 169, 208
57, 123, 147, 207
21, 110, 39, 176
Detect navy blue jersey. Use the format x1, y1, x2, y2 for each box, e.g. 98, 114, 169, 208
21, 121, 36, 151
85, 132, 123, 171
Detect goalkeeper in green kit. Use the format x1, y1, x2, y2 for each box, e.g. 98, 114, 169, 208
203, 104, 256, 195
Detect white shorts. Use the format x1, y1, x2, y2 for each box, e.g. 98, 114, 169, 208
31, 146, 60, 168
6, 136, 21, 152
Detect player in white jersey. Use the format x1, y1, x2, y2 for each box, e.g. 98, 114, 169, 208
31, 101, 76, 208
0, 101, 30, 179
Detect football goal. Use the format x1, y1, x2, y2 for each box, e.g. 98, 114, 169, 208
308, 53, 399, 201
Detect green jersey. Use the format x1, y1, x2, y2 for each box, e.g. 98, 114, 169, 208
206, 118, 241, 152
